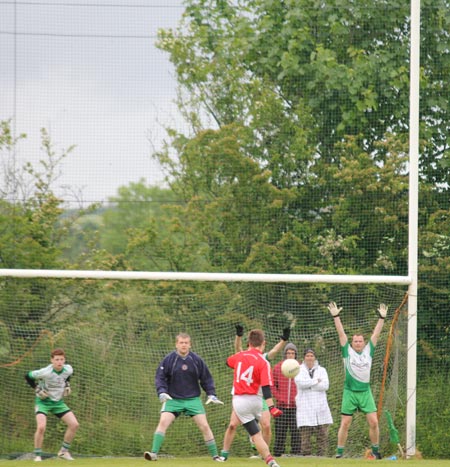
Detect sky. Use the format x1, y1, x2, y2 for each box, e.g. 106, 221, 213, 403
0, 0, 186, 206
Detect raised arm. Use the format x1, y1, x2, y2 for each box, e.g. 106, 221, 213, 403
371, 304, 388, 346
266, 339, 286, 361
234, 324, 244, 352
266, 327, 290, 361
328, 302, 348, 347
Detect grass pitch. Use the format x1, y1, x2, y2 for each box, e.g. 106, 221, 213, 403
1, 457, 450, 467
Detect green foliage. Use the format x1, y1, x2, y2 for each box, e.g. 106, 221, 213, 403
157, 0, 450, 186
417, 373, 450, 458
101, 183, 179, 255
0, 121, 81, 324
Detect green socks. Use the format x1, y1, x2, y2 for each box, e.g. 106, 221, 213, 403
151, 431, 165, 454
205, 438, 219, 457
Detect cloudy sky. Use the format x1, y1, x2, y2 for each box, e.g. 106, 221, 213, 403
0, 0, 186, 205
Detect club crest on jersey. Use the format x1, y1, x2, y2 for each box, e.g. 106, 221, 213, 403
181, 364, 188, 371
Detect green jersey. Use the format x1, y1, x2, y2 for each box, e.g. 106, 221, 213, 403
341, 340, 374, 392
29, 364, 73, 401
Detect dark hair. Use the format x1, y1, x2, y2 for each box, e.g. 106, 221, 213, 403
247, 329, 265, 347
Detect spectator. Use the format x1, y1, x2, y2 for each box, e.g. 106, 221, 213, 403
272, 343, 302, 457
294, 348, 333, 456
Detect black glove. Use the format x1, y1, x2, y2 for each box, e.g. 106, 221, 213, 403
280, 327, 291, 341
235, 324, 244, 337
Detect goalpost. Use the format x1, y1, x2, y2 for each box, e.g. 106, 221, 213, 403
406, 0, 421, 460
0, 277, 410, 459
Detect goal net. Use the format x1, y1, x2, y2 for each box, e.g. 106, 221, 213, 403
0, 278, 407, 459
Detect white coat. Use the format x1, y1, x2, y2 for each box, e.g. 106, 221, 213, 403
294, 360, 333, 427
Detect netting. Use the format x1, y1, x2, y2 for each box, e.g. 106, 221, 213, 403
0, 279, 407, 459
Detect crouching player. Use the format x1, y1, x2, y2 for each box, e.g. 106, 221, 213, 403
25, 348, 79, 461
144, 333, 224, 462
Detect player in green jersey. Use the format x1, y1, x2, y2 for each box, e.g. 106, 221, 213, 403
25, 348, 79, 462
328, 301, 388, 460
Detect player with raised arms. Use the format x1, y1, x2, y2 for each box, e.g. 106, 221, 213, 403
328, 301, 388, 459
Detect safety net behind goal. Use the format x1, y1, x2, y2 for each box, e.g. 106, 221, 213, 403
0, 279, 407, 459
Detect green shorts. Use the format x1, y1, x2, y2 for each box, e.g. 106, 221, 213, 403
162, 397, 205, 417
35, 397, 71, 417
341, 388, 376, 415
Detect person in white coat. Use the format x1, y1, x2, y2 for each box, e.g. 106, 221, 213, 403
294, 348, 333, 456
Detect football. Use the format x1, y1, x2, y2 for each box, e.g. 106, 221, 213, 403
281, 358, 300, 378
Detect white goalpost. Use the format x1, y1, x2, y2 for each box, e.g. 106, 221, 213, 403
0, 277, 410, 459
406, 0, 421, 459
0, 270, 416, 459
0, 269, 412, 284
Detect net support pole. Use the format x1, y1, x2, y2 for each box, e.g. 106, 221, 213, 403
406, 0, 420, 458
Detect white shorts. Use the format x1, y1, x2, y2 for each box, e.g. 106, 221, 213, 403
232, 395, 263, 425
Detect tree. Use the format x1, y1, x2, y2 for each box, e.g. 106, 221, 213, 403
0, 121, 82, 323
154, 1, 432, 275
100, 182, 178, 255
157, 0, 450, 190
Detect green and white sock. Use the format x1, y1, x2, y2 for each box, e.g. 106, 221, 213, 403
205, 438, 219, 457
61, 441, 71, 451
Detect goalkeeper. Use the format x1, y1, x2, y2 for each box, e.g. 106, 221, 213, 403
144, 332, 224, 462
25, 348, 78, 462
328, 301, 388, 459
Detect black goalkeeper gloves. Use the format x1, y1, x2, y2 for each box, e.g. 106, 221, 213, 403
236, 323, 290, 341
280, 327, 291, 341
